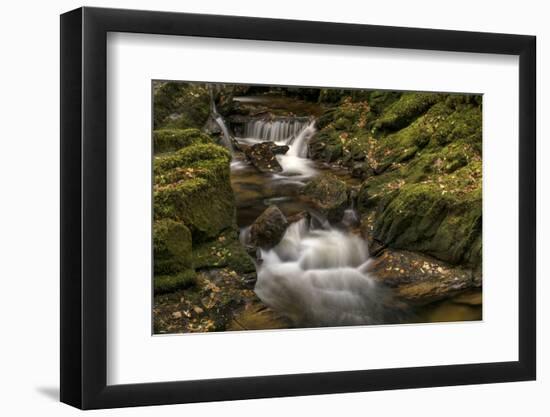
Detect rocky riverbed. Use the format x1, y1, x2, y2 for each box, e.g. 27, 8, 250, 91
152, 82, 482, 333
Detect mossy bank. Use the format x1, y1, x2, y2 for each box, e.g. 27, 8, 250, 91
309, 91, 482, 275
152, 82, 289, 332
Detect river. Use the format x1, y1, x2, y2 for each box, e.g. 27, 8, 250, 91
221, 96, 481, 328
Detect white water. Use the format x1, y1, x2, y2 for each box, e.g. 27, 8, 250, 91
231, 112, 399, 327
210, 99, 235, 154
237, 118, 317, 179
254, 219, 394, 327
243, 118, 311, 142
215, 115, 235, 154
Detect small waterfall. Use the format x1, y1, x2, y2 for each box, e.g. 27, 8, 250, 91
214, 115, 234, 154
210, 97, 235, 154
241, 118, 312, 143
254, 218, 396, 327
235, 117, 316, 178
286, 120, 316, 158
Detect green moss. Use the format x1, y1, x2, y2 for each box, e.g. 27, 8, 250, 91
153, 128, 213, 154
364, 90, 402, 115
154, 178, 235, 243
373, 92, 441, 132
372, 162, 482, 267
350, 95, 483, 268
153, 81, 210, 130
308, 129, 343, 162
432, 104, 482, 150
154, 143, 230, 175
154, 144, 234, 243
193, 229, 256, 274
154, 269, 197, 294
153, 219, 193, 275
302, 173, 349, 222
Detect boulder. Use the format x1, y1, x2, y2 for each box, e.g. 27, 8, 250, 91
153, 143, 235, 243
372, 181, 482, 268
351, 162, 372, 180
249, 205, 289, 249
153, 219, 193, 275
153, 219, 197, 294
308, 131, 343, 162
271, 144, 290, 155
286, 210, 310, 225
202, 114, 223, 136
244, 142, 283, 173
153, 128, 213, 154
302, 173, 349, 223
153, 81, 210, 130
367, 249, 478, 305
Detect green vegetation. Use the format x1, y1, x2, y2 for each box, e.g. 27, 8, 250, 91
153, 82, 210, 130
193, 229, 256, 274
152, 83, 257, 332
153, 144, 235, 242
153, 128, 213, 154
152, 81, 483, 332
311, 91, 482, 270
154, 270, 197, 294
153, 219, 193, 275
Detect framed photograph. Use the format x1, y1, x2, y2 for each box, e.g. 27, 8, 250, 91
60, 7, 536, 409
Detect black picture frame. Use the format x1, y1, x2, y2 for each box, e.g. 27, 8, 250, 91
60, 6, 536, 410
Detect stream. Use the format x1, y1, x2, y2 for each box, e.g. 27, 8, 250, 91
219, 96, 481, 328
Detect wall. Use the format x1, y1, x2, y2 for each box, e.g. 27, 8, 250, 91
0, 0, 546, 415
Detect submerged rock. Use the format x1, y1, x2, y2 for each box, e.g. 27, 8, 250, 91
286, 210, 311, 225
243, 142, 283, 173
249, 205, 289, 249
367, 249, 478, 305
271, 144, 290, 155
302, 173, 349, 223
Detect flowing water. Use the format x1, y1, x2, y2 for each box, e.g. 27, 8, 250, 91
221, 96, 481, 328
254, 219, 401, 326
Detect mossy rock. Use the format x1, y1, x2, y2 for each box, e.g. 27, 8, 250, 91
249, 205, 289, 249
153, 219, 193, 275
373, 92, 441, 132
154, 144, 235, 242
153, 81, 210, 130
318, 88, 346, 104
373, 179, 481, 268
154, 269, 197, 294
364, 91, 402, 115
368, 249, 477, 305
193, 229, 256, 274
243, 142, 283, 173
154, 143, 230, 175
302, 173, 349, 222
308, 130, 343, 162
153, 128, 213, 154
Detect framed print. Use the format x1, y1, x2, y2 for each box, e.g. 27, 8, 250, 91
60, 7, 536, 409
